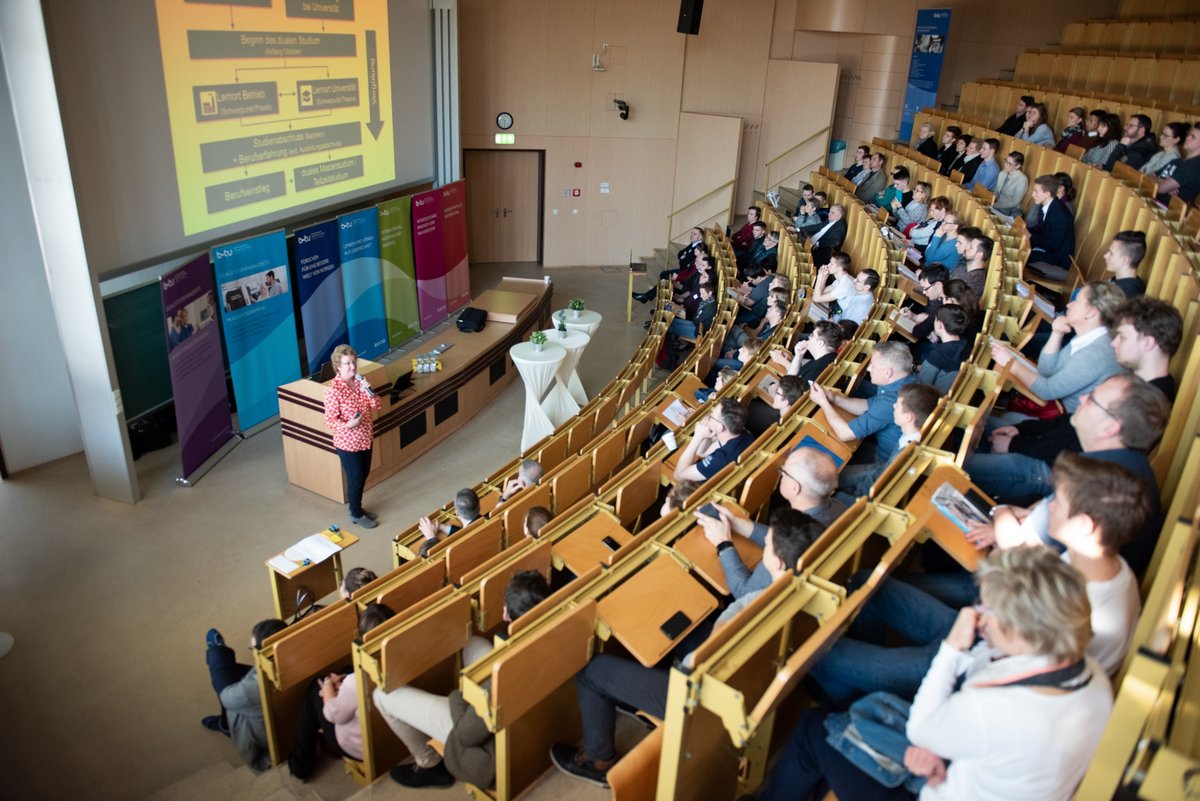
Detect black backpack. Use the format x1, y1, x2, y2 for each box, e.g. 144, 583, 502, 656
457, 307, 486, 332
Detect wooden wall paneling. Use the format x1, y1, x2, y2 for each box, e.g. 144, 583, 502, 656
756, 60, 840, 196
680, 0, 775, 115
671, 113, 744, 240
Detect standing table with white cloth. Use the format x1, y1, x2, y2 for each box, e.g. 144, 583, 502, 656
557, 309, 602, 405
510, 341, 566, 451
539, 327, 591, 425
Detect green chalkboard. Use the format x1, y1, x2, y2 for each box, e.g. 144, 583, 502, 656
104, 282, 172, 421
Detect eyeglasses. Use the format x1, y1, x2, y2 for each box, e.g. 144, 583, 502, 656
1081, 392, 1117, 419
778, 466, 801, 485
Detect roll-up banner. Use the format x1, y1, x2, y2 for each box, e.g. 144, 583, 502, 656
212, 230, 301, 431
378, 196, 421, 347
899, 9, 952, 141
411, 187, 448, 328
294, 220, 348, 375
161, 254, 234, 477
440, 180, 471, 313
338, 207, 389, 359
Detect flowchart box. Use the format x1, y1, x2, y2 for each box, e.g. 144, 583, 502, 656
200, 121, 363, 172
187, 29, 356, 59
193, 82, 278, 121
297, 78, 359, 111
286, 0, 355, 20
205, 172, 287, 213
294, 155, 364, 191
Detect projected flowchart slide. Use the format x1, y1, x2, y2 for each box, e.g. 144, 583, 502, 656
156, 0, 394, 235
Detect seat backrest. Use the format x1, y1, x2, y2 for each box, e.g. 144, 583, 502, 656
377, 591, 473, 691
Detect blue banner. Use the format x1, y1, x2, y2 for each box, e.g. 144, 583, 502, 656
212, 230, 301, 430
338, 207, 389, 359
295, 220, 348, 375
899, 9, 951, 141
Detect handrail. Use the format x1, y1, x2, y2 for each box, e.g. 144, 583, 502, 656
763, 125, 832, 196
666, 177, 737, 246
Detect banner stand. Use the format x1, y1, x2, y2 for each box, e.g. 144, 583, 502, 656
175, 435, 242, 487
238, 415, 280, 439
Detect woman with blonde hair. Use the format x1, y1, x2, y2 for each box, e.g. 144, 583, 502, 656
323, 344, 382, 528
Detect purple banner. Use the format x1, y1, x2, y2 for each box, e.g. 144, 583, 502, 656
412, 187, 448, 328
161, 254, 234, 476
441, 180, 471, 313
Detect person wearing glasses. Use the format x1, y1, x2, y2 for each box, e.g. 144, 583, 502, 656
755, 545, 1114, 801
323, 344, 383, 528
672, 398, 753, 483
920, 213, 961, 269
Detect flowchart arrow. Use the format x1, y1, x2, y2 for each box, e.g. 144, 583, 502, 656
365, 30, 384, 140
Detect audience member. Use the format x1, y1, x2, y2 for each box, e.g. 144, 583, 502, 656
837, 382, 939, 499
1140, 121, 1188, 176
1103, 230, 1147, 298
971, 371, 1169, 504
1026, 174, 1076, 279
339, 566, 377, 599
696, 504, 824, 600
992, 150, 1028, 218
954, 138, 983, 185
950, 227, 991, 301
497, 459, 544, 504
1155, 122, 1200, 205
945, 134, 972, 176
746, 375, 806, 437
907, 196, 950, 248
873, 166, 912, 210
419, 488, 484, 554
288, 603, 396, 781
915, 306, 971, 392
935, 126, 962, 175
758, 546, 1112, 801
1055, 105, 1088, 152
809, 342, 916, 467
1082, 113, 1123, 169
376, 571, 550, 789
893, 180, 930, 230
897, 263, 949, 341
972, 138, 1001, 192
1015, 102, 1056, 147
844, 144, 870, 183
997, 95, 1035, 136
731, 206, 761, 255
914, 121, 939, 158
550, 514, 817, 787
855, 153, 888, 203
809, 204, 847, 266
673, 398, 753, 482
201, 618, 289, 772
658, 479, 702, 519
922, 211, 961, 268
833, 268, 879, 326
770, 320, 844, 382
1113, 114, 1159, 171
1111, 297, 1182, 399
524, 505, 552, 539
991, 281, 1123, 418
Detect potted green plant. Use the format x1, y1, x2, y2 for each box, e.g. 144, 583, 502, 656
557, 311, 568, 337
568, 297, 585, 318
530, 330, 548, 352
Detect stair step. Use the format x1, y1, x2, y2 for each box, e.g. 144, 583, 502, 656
142, 763, 254, 801
230, 768, 296, 801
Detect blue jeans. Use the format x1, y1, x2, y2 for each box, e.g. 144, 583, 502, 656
964, 451, 1053, 501
809, 576, 957, 705
899, 571, 978, 609
757, 710, 915, 801
337, 446, 372, 518
825, 693, 925, 793
668, 318, 699, 338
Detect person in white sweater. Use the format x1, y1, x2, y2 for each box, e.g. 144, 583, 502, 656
753, 546, 1112, 801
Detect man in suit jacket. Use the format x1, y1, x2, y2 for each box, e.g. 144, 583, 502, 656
956, 139, 983, 185
855, 153, 887, 203
936, 126, 961, 175
915, 122, 939, 159
997, 95, 1034, 136
1026, 174, 1076, 280
809, 204, 847, 268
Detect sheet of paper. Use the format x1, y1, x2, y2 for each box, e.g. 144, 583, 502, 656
268, 555, 300, 574
283, 532, 342, 565
662, 399, 690, 427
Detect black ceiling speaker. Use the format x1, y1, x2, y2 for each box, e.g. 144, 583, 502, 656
677, 0, 703, 35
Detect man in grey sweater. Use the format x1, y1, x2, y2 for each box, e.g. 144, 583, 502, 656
695, 446, 846, 599
202, 618, 288, 772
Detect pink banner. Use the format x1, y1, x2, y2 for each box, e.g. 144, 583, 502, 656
411, 188, 448, 328
441, 180, 471, 313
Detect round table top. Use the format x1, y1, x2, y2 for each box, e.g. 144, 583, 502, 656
556, 309, 602, 327
540, 328, 591, 349
510, 340, 566, 364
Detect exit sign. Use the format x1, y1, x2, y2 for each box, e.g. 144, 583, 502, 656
495, 133, 516, 145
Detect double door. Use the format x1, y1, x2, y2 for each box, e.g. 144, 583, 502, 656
464, 149, 542, 263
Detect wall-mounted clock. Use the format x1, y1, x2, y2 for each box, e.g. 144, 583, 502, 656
496, 112, 513, 130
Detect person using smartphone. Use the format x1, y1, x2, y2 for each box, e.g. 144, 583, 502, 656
323, 344, 382, 528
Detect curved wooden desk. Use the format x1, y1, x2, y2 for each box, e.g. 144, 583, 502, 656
278, 278, 553, 502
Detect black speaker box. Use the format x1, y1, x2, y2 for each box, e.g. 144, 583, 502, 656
677, 0, 703, 35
